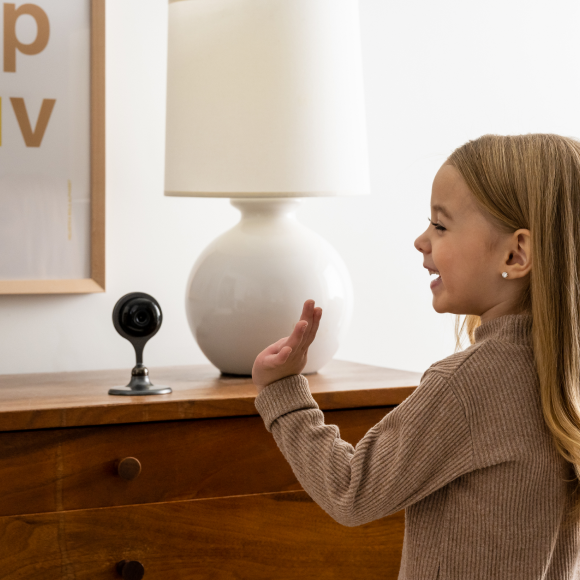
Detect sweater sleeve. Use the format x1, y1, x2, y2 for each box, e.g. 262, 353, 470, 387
253, 371, 474, 527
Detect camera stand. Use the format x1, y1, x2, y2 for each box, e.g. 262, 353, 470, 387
108, 363, 172, 396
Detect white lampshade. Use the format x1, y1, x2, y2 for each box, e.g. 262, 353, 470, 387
165, 0, 370, 197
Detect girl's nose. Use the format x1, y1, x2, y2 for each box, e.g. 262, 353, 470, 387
414, 231, 428, 254
414, 236, 421, 253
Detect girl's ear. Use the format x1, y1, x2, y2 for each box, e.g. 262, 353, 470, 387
504, 229, 532, 278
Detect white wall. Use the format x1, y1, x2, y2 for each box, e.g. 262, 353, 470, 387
1, 0, 579, 376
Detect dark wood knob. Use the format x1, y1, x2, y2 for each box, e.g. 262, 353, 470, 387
116, 559, 145, 580
116, 457, 141, 480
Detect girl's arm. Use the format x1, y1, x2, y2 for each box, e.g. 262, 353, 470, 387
255, 371, 473, 526
253, 303, 474, 527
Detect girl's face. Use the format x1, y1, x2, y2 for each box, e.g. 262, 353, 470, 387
414, 162, 530, 323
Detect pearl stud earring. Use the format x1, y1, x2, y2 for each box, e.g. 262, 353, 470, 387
502, 272, 508, 278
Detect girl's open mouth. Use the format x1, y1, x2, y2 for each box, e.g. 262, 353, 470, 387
430, 274, 442, 289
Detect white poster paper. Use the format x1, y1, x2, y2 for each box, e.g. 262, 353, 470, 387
0, 0, 91, 280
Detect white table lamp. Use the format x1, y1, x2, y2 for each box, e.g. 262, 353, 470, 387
165, 0, 370, 375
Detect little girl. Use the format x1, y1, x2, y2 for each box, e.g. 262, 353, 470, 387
252, 133, 580, 579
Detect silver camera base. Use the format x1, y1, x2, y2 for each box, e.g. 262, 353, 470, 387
108, 363, 172, 396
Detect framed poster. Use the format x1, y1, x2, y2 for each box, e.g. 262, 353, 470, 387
0, 0, 105, 294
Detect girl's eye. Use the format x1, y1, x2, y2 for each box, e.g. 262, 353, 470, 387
428, 217, 446, 231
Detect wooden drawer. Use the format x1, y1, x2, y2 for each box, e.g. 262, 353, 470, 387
0, 406, 394, 516
0, 490, 405, 579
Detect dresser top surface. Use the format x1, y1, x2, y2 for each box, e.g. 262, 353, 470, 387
0, 359, 423, 432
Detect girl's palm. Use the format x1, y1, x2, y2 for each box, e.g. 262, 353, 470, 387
252, 300, 323, 392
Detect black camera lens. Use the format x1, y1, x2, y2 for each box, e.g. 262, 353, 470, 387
133, 308, 150, 327
119, 298, 161, 337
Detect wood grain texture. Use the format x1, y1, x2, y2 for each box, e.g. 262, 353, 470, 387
0, 406, 394, 516
90, 0, 106, 290
0, 361, 409, 578
0, 491, 405, 579
0, 360, 422, 432
0, 279, 105, 295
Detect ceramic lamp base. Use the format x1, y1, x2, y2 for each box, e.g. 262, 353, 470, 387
185, 198, 353, 376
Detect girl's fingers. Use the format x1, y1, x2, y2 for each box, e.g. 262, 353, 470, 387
304, 307, 322, 347
271, 336, 289, 351
300, 300, 314, 322
298, 300, 320, 349
263, 342, 294, 368
285, 319, 308, 352
300, 299, 315, 326
259, 301, 318, 369
262, 336, 289, 357
276, 346, 292, 364
298, 300, 315, 342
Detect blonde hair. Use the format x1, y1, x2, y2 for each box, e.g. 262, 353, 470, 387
447, 133, 580, 522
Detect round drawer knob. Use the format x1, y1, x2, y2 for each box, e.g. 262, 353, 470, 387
116, 457, 141, 480
116, 559, 145, 580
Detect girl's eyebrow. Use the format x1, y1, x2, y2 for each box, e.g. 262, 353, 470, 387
431, 204, 453, 221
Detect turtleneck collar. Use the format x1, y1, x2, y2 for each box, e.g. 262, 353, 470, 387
473, 311, 533, 346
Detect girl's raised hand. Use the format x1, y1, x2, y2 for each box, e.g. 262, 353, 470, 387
252, 299, 323, 393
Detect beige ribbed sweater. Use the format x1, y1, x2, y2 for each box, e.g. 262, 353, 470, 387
254, 313, 580, 579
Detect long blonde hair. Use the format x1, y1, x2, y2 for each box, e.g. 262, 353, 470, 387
447, 133, 580, 521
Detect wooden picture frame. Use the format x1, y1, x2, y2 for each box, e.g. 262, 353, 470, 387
0, 0, 105, 294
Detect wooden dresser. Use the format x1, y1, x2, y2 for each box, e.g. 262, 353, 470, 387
0, 359, 422, 579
